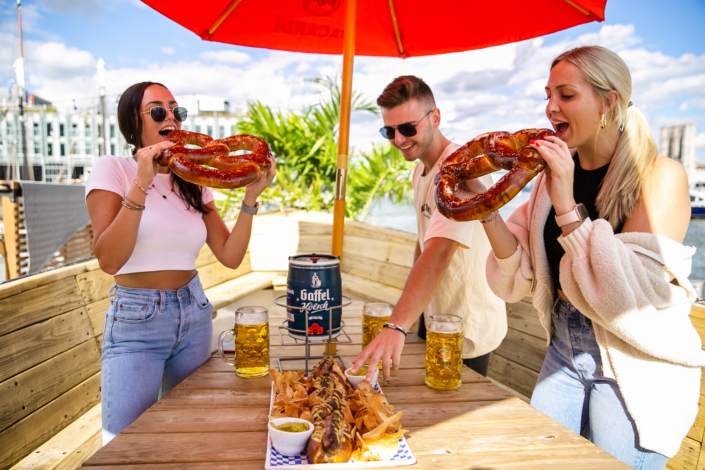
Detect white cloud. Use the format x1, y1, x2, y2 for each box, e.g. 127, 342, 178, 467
200, 50, 251, 66
2, 20, 703, 153
695, 133, 705, 149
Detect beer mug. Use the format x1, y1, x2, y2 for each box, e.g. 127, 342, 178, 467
425, 314, 463, 390
363, 302, 393, 369
218, 306, 269, 378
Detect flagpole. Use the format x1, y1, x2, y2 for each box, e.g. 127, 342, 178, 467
331, 0, 357, 260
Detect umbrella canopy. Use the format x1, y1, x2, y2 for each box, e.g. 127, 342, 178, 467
142, 0, 606, 257
144, 0, 605, 58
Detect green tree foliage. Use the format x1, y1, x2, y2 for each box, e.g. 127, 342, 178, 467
214, 78, 415, 220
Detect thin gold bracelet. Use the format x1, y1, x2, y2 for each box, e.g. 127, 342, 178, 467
122, 200, 145, 211
133, 179, 149, 195
124, 195, 145, 210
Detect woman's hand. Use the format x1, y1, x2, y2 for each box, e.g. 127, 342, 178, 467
244, 154, 277, 204
530, 136, 576, 216
134, 141, 176, 187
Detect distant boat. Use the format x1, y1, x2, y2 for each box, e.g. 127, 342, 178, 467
691, 190, 705, 218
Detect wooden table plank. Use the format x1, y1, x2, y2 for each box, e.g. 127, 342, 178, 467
83, 419, 595, 466
176, 367, 489, 391
197, 355, 427, 372
123, 397, 545, 434
80, 446, 631, 470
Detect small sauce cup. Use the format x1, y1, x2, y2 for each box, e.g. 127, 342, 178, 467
345, 366, 379, 390
269, 418, 314, 456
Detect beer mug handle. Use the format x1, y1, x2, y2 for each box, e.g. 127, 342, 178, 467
218, 330, 236, 366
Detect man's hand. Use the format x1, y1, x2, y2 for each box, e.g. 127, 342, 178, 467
351, 327, 406, 382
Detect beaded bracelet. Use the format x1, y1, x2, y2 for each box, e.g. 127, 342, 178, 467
480, 211, 498, 224
133, 179, 149, 195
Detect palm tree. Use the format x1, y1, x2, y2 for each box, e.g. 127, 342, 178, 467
215, 77, 414, 220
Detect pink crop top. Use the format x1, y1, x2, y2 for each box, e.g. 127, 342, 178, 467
85, 155, 214, 275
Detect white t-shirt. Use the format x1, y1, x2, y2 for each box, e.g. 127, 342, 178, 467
85, 155, 214, 275
413, 143, 507, 358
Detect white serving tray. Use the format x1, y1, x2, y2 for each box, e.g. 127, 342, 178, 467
265, 379, 416, 469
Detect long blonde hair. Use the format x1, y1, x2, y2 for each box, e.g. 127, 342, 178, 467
551, 46, 658, 230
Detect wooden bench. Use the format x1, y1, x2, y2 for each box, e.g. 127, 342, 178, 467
0, 221, 277, 470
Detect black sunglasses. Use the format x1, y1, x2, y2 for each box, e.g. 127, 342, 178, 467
379, 109, 434, 139
141, 106, 188, 122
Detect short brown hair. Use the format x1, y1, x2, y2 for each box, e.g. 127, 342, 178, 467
377, 76, 435, 109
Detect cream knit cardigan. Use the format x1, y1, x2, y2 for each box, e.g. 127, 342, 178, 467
486, 171, 705, 457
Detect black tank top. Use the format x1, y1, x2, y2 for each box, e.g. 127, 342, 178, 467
544, 153, 621, 291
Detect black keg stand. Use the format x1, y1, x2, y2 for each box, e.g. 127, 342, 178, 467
273, 295, 354, 373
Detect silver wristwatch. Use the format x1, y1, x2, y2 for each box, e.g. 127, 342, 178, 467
240, 201, 259, 215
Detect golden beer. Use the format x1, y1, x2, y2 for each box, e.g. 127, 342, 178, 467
234, 322, 269, 378
362, 302, 393, 369
425, 314, 463, 390
218, 306, 269, 378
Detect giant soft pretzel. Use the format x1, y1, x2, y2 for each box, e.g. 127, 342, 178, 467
434, 128, 555, 222
156, 130, 272, 189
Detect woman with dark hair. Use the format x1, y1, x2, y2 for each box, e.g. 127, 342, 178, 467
474, 46, 705, 468
85, 82, 275, 444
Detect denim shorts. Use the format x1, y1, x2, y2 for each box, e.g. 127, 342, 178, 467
101, 274, 213, 445
530, 298, 668, 470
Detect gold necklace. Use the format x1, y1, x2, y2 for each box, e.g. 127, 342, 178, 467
151, 183, 174, 199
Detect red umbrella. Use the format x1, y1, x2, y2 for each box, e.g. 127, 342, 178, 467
142, 0, 607, 256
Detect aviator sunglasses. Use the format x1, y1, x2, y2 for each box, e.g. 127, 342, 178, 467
140, 106, 188, 122
379, 109, 434, 139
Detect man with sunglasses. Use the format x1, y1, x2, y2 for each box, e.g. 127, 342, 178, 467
352, 76, 506, 381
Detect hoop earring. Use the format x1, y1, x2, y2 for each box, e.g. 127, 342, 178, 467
600, 114, 606, 129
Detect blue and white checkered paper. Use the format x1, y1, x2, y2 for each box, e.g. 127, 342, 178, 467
265, 382, 416, 469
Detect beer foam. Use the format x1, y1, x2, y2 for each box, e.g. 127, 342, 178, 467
429, 321, 461, 334
363, 302, 393, 317
236, 307, 268, 325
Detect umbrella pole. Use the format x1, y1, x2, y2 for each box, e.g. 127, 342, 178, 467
331, 0, 357, 260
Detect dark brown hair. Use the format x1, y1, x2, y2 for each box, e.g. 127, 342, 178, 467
377, 75, 435, 109
117, 82, 210, 214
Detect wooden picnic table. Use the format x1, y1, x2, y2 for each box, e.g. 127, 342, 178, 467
80, 300, 630, 470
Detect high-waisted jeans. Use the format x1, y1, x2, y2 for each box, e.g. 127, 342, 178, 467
101, 274, 213, 445
530, 298, 668, 470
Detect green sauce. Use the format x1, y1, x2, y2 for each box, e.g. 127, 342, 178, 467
270, 422, 309, 433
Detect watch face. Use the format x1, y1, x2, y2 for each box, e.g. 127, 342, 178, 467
577, 203, 589, 220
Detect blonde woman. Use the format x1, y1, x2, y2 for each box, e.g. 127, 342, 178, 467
477, 46, 705, 468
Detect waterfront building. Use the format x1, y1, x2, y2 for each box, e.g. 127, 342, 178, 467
660, 123, 705, 188
0, 90, 243, 183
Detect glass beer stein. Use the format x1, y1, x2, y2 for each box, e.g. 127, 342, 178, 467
425, 314, 463, 390
218, 306, 269, 378
362, 302, 393, 369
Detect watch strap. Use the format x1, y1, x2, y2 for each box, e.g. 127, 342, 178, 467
555, 203, 588, 227
240, 201, 259, 215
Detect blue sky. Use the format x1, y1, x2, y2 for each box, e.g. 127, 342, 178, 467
1, 0, 704, 157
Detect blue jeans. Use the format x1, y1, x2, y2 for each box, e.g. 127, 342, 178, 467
101, 275, 213, 444
530, 298, 668, 470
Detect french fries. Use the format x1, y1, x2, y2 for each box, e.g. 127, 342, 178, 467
269, 361, 406, 462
